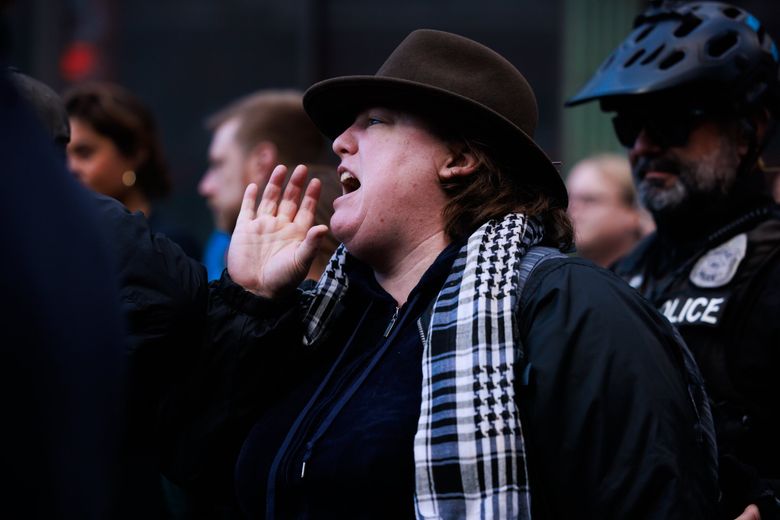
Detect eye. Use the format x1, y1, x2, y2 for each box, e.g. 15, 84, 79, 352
70, 145, 94, 159
367, 117, 383, 126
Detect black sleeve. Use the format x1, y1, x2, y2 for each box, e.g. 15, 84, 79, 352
92, 193, 209, 428
516, 258, 718, 520
160, 271, 310, 501
90, 194, 213, 514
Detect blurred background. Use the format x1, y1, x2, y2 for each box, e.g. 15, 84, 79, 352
6, 0, 779, 248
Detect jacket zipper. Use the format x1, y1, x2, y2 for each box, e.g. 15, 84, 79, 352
282, 299, 417, 497
292, 305, 400, 482
283, 354, 371, 484
383, 307, 399, 337
416, 319, 429, 350
265, 302, 376, 519
300, 441, 314, 478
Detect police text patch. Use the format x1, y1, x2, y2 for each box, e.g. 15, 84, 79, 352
659, 295, 728, 326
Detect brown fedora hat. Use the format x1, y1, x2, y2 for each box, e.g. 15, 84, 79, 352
303, 29, 567, 207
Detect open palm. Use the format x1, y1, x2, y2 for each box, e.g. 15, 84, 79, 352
227, 164, 328, 298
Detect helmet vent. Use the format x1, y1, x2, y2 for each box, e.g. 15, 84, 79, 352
635, 25, 655, 43
721, 6, 742, 19
673, 16, 702, 38
601, 52, 616, 71
707, 31, 739, 57
640, 44, 666, 65
659, 50, 685, 70
624, 49, 646, 67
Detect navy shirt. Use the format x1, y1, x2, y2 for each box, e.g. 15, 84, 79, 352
235, 243, 461, 519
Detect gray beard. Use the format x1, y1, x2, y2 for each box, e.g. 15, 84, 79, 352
638, 179, 688, 213
634, 138, 740, 218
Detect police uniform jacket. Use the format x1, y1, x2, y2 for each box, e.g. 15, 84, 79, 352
614, 192, 780, 518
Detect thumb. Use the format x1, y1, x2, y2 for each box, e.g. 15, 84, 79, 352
294, 225, 329, 271
736, 505, 761, 520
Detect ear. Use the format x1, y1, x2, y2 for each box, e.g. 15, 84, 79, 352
737, 107, 770, 157
245, 141, 279, 184
438, 143, 479, 181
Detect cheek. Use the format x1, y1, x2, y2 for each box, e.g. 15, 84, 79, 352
79, 156, 108, 183
573, 212, 597, 236
604, 207, 636, 232
576, 206, 609, 231
95, 154, 121, 178
84, 152, 129, 191
224, 174, 251, 205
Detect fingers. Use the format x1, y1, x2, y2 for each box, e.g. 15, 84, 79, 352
257, 165, 288, 215
238, 183, 259, 221
295, 224, 329, 270
293, 177, 322, 229
277, 164, 309, 222
257, 164, 315, 222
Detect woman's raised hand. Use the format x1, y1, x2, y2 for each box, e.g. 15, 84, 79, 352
227, 164, 329, 298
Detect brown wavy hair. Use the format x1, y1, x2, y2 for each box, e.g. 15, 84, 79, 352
64, 82, 171, 199
439, 135, 573, 250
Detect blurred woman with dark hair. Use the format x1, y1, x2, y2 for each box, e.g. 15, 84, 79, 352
65, 82, 201, 258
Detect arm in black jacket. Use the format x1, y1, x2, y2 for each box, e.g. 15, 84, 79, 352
88, 194, 213, 514
160, 272, 314, 501
517, 258, 718, 519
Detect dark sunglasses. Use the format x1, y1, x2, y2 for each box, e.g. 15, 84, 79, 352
612, 108, 707, 148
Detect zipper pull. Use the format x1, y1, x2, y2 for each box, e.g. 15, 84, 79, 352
383, 307, 400, 337
300, 442, 314, 479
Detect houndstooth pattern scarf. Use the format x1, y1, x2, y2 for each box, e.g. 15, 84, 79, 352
301, 213, 544, 519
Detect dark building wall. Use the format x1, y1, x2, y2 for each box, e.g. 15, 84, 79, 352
8, 0, 780, 245
9, 0, 565, 246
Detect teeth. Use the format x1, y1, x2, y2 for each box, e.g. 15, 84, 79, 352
340, 171, 361, 193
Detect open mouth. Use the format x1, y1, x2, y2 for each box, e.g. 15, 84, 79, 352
340, 171, 361, 194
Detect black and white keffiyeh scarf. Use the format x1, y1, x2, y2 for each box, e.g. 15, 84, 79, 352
301, 213, 545, 519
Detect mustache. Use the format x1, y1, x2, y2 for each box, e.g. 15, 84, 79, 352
633, 156, 681, 180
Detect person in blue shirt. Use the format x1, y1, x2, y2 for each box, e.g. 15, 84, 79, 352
198, 90, 339, 281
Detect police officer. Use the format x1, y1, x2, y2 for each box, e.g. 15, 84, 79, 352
567, 2, 780, 518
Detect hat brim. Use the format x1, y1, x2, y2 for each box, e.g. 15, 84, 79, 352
304, 76, 568, 207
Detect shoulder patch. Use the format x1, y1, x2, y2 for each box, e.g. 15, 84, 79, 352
690, 233, 747, 288
627, 273, 644, 289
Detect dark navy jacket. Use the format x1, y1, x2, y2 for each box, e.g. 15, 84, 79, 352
164, 248, 718, 519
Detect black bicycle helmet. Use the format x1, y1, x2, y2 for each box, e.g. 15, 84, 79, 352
566, 1, 780, 115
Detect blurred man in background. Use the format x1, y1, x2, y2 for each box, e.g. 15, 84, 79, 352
566, 152, 654, 266
199, 90, 339, 280
567, 2, 780, 518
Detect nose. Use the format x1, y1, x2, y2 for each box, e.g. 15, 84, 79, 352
631, 128, 661, 155
66, 154, 81, 178
198, 171, 215, 197
628, 128, 662, 163
332, 123, 357, 157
